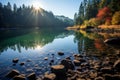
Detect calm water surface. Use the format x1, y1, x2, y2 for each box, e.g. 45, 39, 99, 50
0, 29, 120, 79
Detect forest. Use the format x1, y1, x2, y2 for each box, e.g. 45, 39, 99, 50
74, 0, 120, 29
0, 2, 73, 29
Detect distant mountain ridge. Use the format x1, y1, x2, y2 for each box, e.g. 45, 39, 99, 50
56, 15, 74, 26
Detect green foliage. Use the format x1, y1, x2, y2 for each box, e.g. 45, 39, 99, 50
112, 11, 120, 25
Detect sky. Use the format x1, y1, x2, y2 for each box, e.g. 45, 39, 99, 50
0, 0, 82, 19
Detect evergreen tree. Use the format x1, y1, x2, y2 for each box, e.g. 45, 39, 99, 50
13, 4, 17, 13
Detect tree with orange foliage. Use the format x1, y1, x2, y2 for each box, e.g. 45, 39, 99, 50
97, 7, 112, 25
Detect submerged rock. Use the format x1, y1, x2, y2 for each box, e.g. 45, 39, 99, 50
12, 58, 19, 63
27, 73, 36, 80
20, 62, 25, 66
6, 69, 20, 78
27, 59, 32, 62
58, 52, 64, 56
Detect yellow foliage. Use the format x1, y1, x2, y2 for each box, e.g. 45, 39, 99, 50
112, 11, 120, 25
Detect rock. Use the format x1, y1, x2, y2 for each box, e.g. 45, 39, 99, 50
73, 60, 81, 66
27, 73, 36, 80
61, 59, 74, 70
26, 69, 34, 73
95, 77, 104, 80
104, 38, 120, 45
79, 58, 86, 63
6, 69, 20, 78
20, 62, 25, 66
89, 71, 97, 79
112, 75, 120, 80
51, 65, 66, 75
13, 74, 26, 80
76, 67, 82, 72
104, 74, 112, 80
101, 67, 113, 74
12, 58, 19, 63
58, 52, 64, 56
43, 73, 56, 80
113, 59, 120, 71
27, 59, 32, 62
44, 57, 48, 60
76, 54, 83, 58
50, 60, 54, 63
66, 57, 71, 60
104, 74, 120, 80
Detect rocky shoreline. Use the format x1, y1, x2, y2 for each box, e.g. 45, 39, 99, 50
5, 51, 120, 80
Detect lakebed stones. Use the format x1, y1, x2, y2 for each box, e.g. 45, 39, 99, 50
6, 69, 20, 78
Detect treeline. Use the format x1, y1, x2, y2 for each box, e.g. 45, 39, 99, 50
74, 0, 120, 27
0, 2, 72, 29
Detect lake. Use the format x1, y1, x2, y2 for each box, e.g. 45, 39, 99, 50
0, 28, 120, 79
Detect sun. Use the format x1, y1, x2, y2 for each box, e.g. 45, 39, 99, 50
32, 1, 42, 10
36, 45, 42, 50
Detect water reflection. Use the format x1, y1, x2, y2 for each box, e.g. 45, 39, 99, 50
74, 30, 120, 56
0, 29, 73, 53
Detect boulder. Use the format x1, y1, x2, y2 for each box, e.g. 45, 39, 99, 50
61, 59, 74, 70
27, 73, 36, 80
51, 65, 66, 75
13, 74, 26, 80
12, 58, 19, 63
43, 73, 56, 80
58, 52, 64, 56
6, 69, 20, 78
